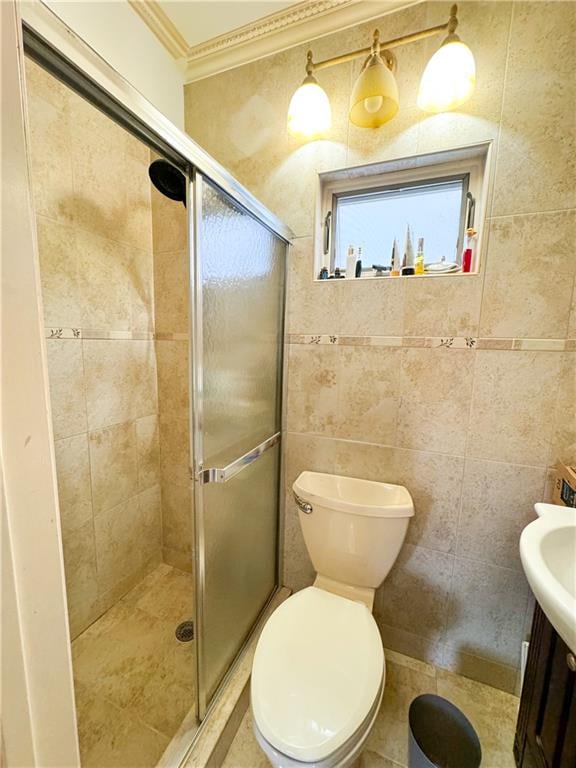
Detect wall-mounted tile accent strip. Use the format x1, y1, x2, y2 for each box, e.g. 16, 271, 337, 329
44, 328, 190, 341
286, 334, 575, 352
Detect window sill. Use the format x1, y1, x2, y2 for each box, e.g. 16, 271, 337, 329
313, 270, 480, 283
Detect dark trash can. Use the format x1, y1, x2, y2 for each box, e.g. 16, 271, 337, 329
408, 694, 482, 768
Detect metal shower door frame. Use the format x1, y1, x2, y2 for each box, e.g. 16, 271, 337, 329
189, 171, 288, 719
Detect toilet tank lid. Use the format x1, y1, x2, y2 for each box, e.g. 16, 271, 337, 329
294, 471, 414, 518
251, 587, 384, 763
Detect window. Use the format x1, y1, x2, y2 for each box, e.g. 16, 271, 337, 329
317, 143, 490, 278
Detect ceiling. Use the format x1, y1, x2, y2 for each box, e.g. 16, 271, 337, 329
130, 0, 415, 82
159, 1, 298, 49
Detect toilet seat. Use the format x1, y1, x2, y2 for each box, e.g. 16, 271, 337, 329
251, 587, 385, 763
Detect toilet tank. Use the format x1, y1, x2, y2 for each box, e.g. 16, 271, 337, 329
293, 472, 414, 589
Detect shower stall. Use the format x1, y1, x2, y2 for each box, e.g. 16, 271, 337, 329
18, 11, 291, 766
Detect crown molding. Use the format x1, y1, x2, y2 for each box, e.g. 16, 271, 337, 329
128, 0, 189, 59
129, 0, 417, 83
184, 0, 416, 82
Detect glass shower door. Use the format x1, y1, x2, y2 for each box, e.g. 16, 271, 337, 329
191, 174, 286, 716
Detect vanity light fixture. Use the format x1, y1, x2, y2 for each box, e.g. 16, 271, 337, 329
287, 4, 475, 139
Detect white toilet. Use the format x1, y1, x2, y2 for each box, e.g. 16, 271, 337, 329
251, 471, 414, 768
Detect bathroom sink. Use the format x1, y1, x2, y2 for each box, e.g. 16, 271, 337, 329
520, 504, 576, 654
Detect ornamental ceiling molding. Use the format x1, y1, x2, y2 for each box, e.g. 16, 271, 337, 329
129, 0, 416, 83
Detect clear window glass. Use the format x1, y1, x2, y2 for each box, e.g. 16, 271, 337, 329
333, 176, 468, 272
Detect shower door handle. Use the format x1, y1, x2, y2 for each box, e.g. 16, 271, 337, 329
198, 432, 281, 484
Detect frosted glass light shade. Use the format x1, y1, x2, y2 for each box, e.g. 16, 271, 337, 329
287, 77, 332, 138
418, 40, 476, 113
349, 54, 399, 128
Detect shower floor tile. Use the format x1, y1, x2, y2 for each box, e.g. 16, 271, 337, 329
72, 563, 195, 767
222, 650, 519, 768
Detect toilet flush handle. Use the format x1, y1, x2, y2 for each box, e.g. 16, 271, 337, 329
294, 492, 313, 514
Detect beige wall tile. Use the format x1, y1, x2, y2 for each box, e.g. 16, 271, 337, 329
403, 276, 483, 337
36, 216, 81, 327
161, 483, 192, 555
374, 544, 454, 642
138, 486, 163, 563
456, 459, 545, 571
25, 61, 75, 226
153, 249, 190, 334
123, 153, 153, 253
347, 106, 420, 167
446, 557, 529, 667
568, 285, 576, 338
440, 645, 518, 695
468, 350, 562, 465
480, 211, 576, 338
156, 340, 190, 419
45, 339, 87, 439
94, 495, 157, 595
83, 339, 158, 430
286, 237, 343, 335
89, 422, 138, 515
76, 229, 132, 330
151, 185, 188, 253
286, 345, 339, 435
333, 440, 396, 482
136, 415, 161, 491
335, 278, 405, 337
336, 346, 401, 444
392, 449, 465, 554
162, 548, 193, 573
380, 625, 444, 669
159, 416, 190, 487
62, 519, 100, 638
492, 2, 576, 216
397, 348, 475, 455
548, 352, 576, 466
282, 433, 338, 590
54, 433, 93, 535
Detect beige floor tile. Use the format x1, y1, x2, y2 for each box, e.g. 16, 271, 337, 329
72, 564, 195, 763
359, 751, 405, 768
364, 655, 437, 766
436, 669, 518, 768
222, 710, 270, 768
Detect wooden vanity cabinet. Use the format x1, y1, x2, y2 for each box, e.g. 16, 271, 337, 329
515, 603, 576, 768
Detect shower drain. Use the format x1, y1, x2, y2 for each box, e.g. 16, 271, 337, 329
175, 620, 195, 642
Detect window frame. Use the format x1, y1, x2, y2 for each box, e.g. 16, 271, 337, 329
331, 173, 470, 274
317, 143, 491, 280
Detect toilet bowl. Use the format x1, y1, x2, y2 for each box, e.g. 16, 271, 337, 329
251, 472, 414, 768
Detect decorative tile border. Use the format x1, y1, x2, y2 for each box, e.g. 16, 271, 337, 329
44, 328, 187, 341
287, 334, 575, 352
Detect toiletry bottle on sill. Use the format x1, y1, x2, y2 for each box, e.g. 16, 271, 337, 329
415, 237, 425, 275
462, 227, 477, 273
346, 245, 356, 278
390, 238, 400, 276
402, 225, 415, 276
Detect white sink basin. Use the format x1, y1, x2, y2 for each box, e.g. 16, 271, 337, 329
520, 503, 576, 653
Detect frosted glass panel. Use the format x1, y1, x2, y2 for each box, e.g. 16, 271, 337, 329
197, 179, 285, 706
201, 182, 284, 465
203, 446, 279, 700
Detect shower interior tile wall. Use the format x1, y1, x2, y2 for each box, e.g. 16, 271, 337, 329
185, 1, 576, 692
26, 59, 193, 638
